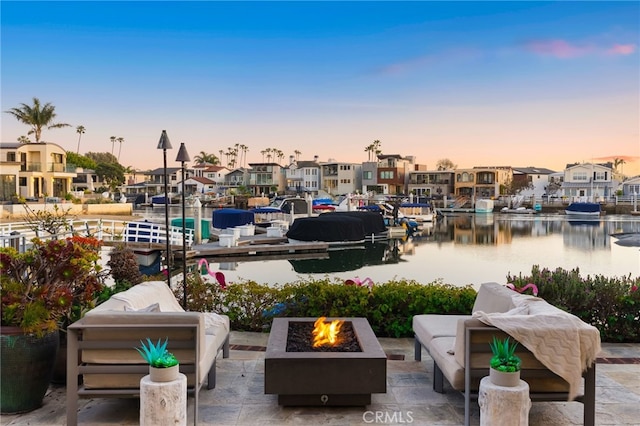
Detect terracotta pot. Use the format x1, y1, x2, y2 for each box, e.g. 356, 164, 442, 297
489, 367, 520, 387
149, 365, 179, 382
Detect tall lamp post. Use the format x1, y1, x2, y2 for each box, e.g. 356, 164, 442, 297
175, 142, 191, 309
157, 130, 173, 289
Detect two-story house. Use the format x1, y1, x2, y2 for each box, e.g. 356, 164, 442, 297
247, 163, 284, 196
560, 162, 621, 201
224, 168, 250, 194
320, 160, 362, 196
407, 169, 455, 200
285, 156, 321, 195
511, 167, 556, 198
454, 166, 512, 199
374, 154, 422, 195
0, 142, 76, 201
144, 167, 183, 196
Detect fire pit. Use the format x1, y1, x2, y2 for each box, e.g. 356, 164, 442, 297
265, 317, 387, 406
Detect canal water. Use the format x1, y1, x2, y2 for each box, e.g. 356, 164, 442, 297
133, 207, 640, 289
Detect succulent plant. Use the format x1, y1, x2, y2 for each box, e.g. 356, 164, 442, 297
135, 337, 179, 368
489, 336, 521, 373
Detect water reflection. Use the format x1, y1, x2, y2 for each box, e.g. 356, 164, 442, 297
133, 207, 639, 285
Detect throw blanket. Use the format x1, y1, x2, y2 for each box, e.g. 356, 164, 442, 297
472, 295, 601, 401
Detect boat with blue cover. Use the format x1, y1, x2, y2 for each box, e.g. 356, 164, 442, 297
565, 202, 601, 216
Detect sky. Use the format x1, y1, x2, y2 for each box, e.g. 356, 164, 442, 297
2, 1, 639, 176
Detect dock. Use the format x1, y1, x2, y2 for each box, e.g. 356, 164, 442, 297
189, 239, 329, 259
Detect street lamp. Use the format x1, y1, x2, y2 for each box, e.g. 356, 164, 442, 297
157, 130, 173, 289
175, 142, 191, 309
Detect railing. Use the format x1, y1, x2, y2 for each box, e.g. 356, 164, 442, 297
0, 219, 193, 253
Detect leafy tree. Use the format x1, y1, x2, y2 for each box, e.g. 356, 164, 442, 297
4, 97, 70, 142
86, 151, 118, 164
436, 158, 457, 170
75, 125, 86, 154
66, 152, 98, 170
17, 135, 31, 144
96, 162, 126, 191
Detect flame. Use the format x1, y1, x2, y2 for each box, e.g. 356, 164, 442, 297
312, 317, 344, 347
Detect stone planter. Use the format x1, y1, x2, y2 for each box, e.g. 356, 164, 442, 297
149, 365, 179, 382
489, 367, 521, 387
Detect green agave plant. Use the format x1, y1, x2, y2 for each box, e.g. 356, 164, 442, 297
135, 337, 179, 368
489, 336, 522, 373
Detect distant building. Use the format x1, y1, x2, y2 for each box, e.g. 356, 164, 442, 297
285, 156, 321, 195
511, 167, 556, 198
560, 162, 621, 201
247, 162, 284, 196
407, 170, 455, 199
320, 160, 362, 195
454, 166, 512, 199
0, 142, 76, 201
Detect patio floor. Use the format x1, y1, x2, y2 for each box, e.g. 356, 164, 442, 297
2, 331, 639, 425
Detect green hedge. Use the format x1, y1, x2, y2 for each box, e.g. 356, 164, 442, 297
507, 265, 640, 343
175, 266, 639, 342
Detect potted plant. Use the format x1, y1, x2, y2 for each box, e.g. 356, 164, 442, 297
488, 336, 522, 387
136, 337, 180, 382
0, 236, 105, 412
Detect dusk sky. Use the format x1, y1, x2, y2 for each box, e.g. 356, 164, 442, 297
2, 1, 639, 175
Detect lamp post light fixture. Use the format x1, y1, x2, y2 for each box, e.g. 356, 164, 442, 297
175, 142, 191, 309
157, 130, 173, 289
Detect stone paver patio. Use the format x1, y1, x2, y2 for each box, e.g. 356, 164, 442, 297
2, 331, 639, 425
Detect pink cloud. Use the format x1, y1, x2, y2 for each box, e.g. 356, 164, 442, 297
523, 39, 637, 59
524, 39, 593, 58
607, 44, 636, 56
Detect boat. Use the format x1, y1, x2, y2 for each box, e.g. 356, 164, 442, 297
475, 199, 494, 213
565, 202, 601, 216
399, 202, 436, 222
500, 207, 538, 215
286, 211, 388, 245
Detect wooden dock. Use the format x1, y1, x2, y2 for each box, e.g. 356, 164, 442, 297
189, 240, 329, 259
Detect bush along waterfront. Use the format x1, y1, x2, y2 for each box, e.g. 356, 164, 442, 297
507, 265, 640, 343
176, 266, 639, 343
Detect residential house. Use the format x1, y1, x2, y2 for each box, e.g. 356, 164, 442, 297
179, 176, 216, 195
374, 154, 422, 195
511, 167, 556, 198
407, 170, 455, 200
621, 176, 640, 197
285, 156, 321, 195
560, 162, 621, 201
320, 160, 362, 196
247, 162, 284, 196
71, 168, 98, 193
454, 166, 512, 199
361, 161, 378, 194
0, 142, 76, 201
224, 168, 250, 194
144, 167, 183, 196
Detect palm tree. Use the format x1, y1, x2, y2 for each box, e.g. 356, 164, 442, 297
260, 150, 266, 162
110, 136, 116, 155
5, 97, 70, 142
193, 151, 219, 165
239, 144, 248, 167
116, 137, 124, 162
613, 158, 626, 175
17, 135, 31, 144
75, 125, 86, 154
294, 150, 302, 161
265, 148, 273, 163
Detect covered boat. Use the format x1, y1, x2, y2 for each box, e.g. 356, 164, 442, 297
565, 202, 601, 216
287, 215, 365, 244
212, 208, 255, 229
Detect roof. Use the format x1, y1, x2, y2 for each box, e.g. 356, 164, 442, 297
147, 167, 182, 175
187, 176, 216, 184
512, 167, 556, 175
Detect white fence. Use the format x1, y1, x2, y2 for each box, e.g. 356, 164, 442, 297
0, 219, 193, 253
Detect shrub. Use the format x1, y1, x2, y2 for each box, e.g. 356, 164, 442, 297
507, 265, 640, 342
106, 244, 143, 286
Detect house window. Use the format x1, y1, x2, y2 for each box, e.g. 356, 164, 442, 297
595, 171, 606, 181
7, 152, 16, 162
363, 171, 373, 180
573, 172, 588, 181
380, 171, 394, 179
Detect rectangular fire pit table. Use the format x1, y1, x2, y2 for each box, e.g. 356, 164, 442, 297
265, 317, 387, 406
